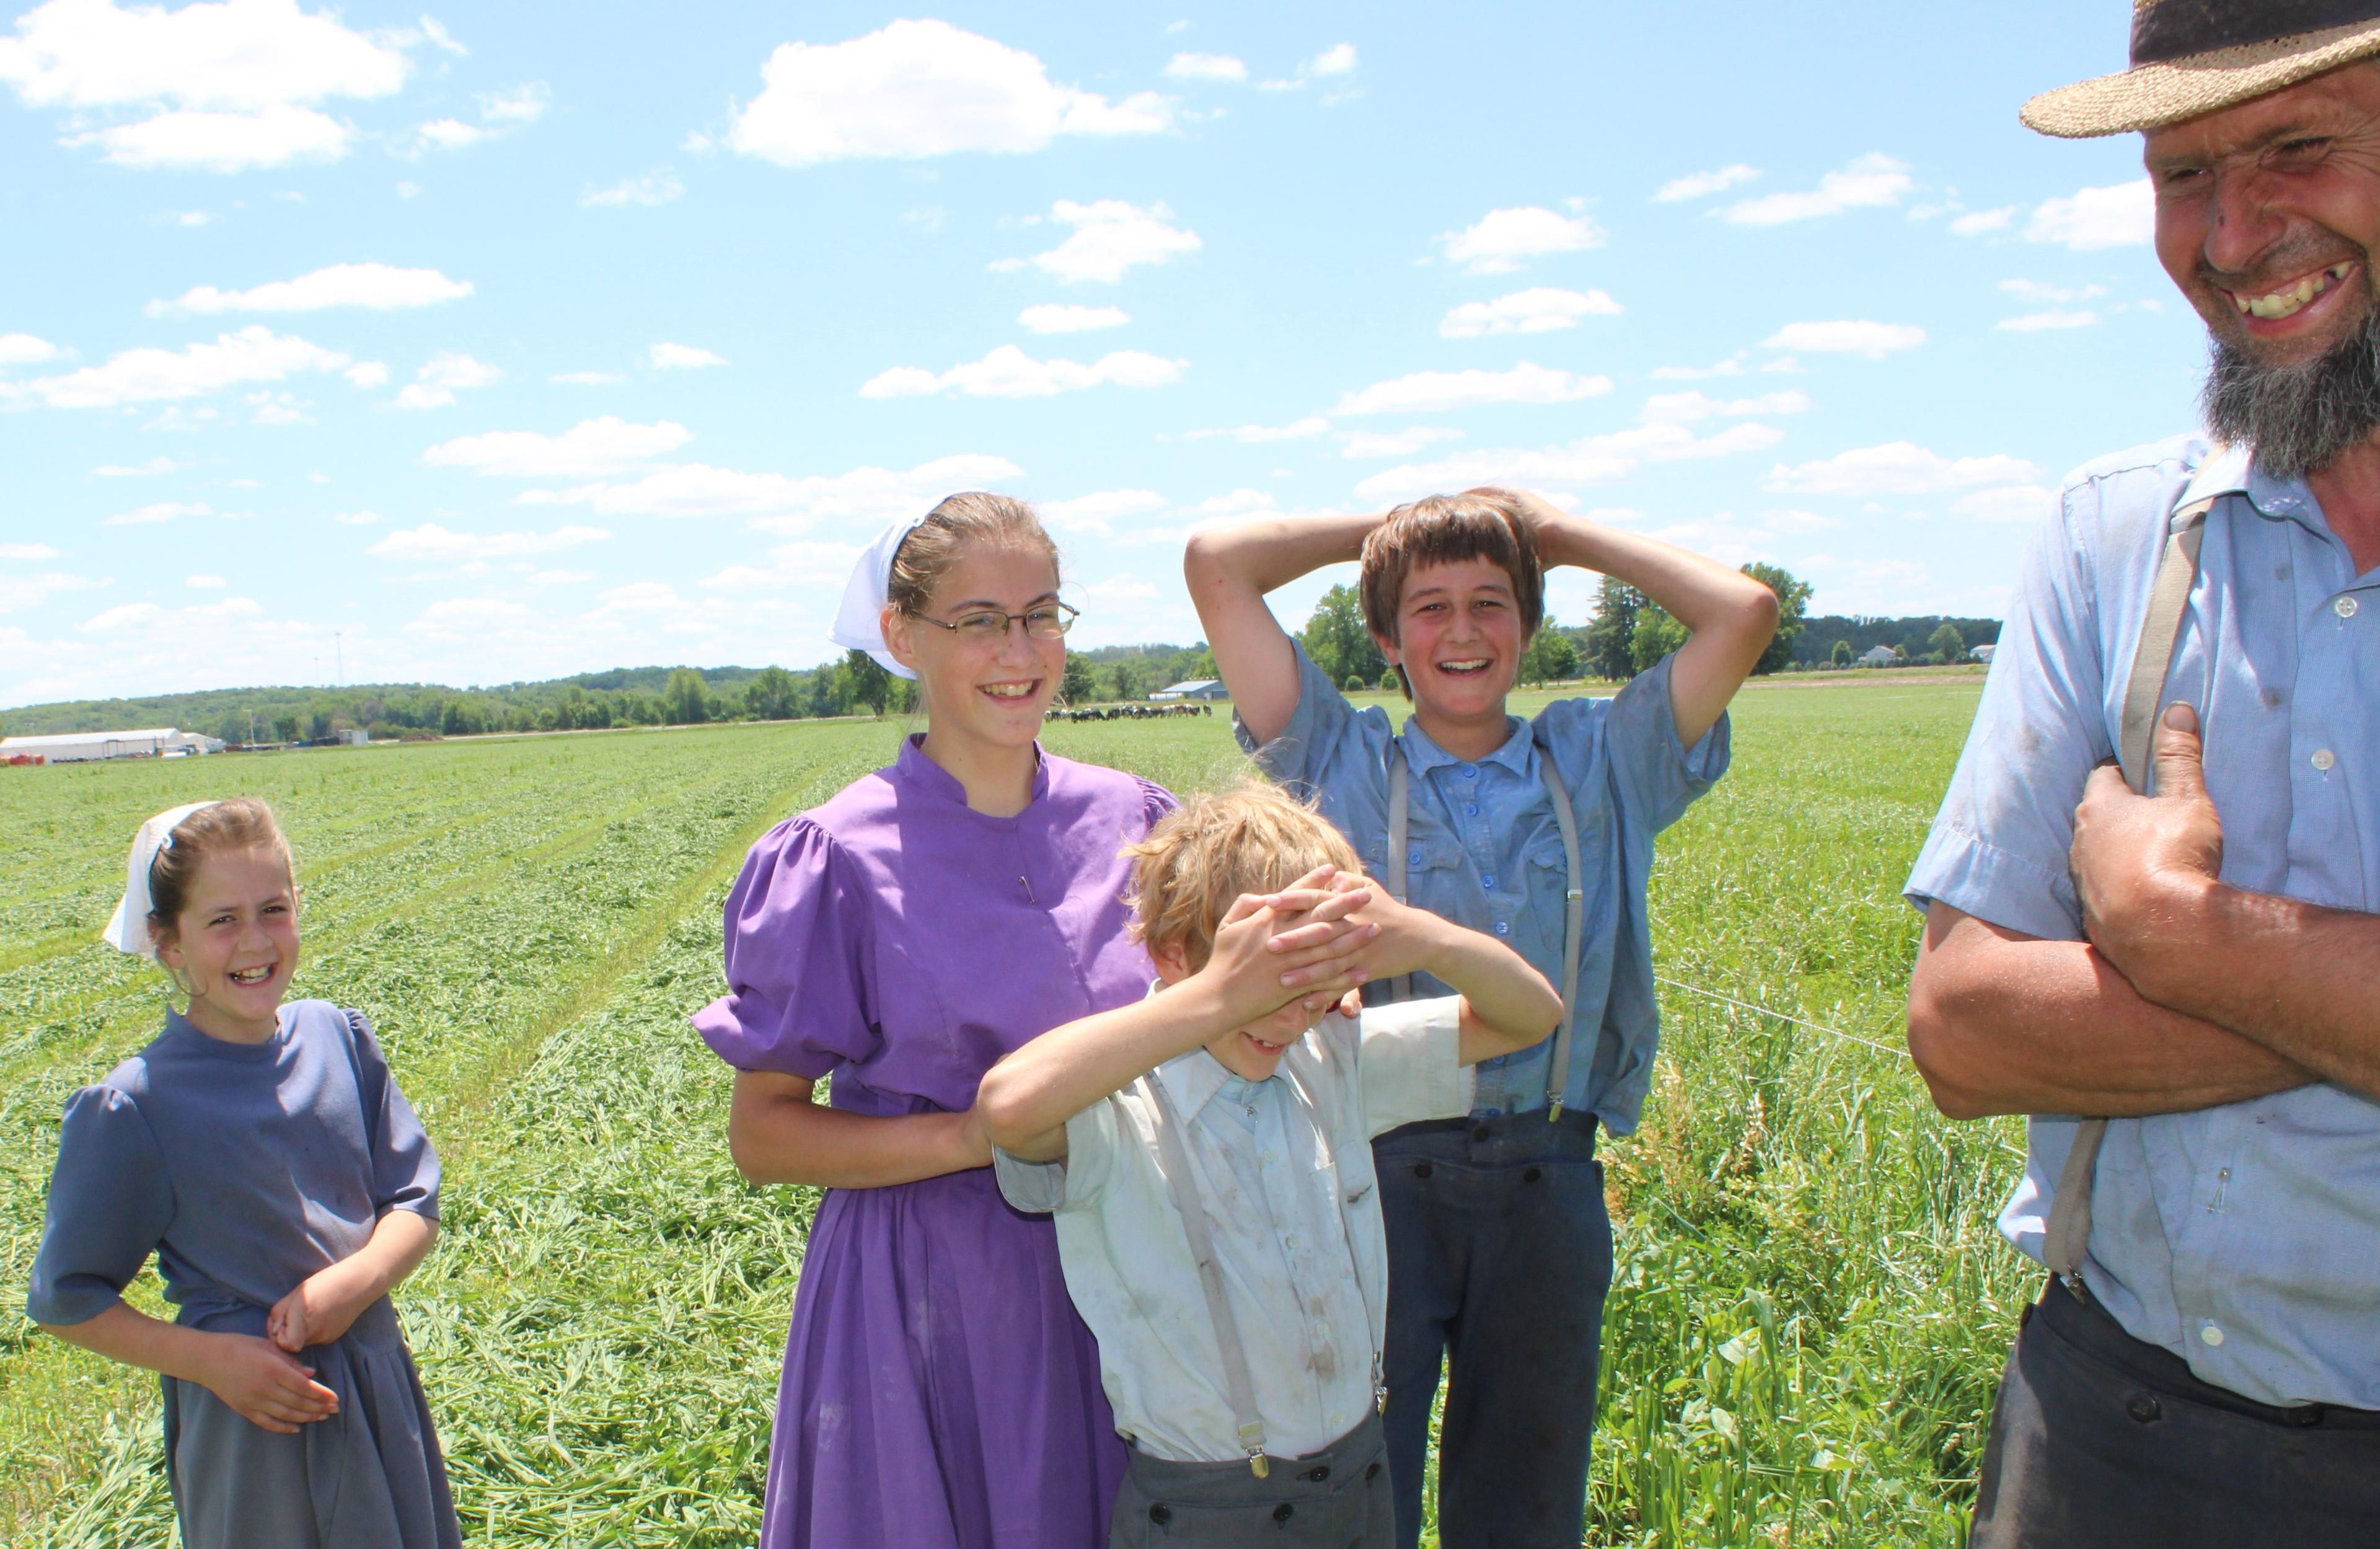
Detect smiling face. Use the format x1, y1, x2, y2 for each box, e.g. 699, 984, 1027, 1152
1377, 557, 1527, 725
154, 844, 299, 1043
1151, 941, 1318, 1081
883, 539, 1067, 752
2148, 64, 2380, 370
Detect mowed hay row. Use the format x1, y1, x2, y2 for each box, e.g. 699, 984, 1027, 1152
4, 686, 2018, 1547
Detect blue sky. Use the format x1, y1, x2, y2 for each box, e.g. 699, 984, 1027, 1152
1, 0, 2203, 706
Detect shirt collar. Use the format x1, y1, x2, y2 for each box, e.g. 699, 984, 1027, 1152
1154, 1045, 1235, 1118
892, 733, 1051, 810
2180, 440, 2330, 535
1398, 713, 1534, 778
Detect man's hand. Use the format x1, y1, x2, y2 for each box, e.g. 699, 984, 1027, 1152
195, 1331, 340, 1434
2071, 703, 2227, 994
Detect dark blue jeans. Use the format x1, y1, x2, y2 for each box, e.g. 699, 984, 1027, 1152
1373, 1110, 1612, 1549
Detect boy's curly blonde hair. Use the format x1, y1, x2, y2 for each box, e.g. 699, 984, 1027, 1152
1125, 783, 1362, 971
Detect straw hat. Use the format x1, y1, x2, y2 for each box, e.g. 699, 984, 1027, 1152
2024, 2, 2380, 137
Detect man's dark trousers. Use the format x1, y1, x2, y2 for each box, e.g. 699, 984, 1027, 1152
1971, 1277, 2380, 1547
1373, 1110, 1611, 1549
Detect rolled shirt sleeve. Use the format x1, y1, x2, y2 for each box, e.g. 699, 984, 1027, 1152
1354, 997, 1473, 1138
346, 1010, 439, 1220
994, 1098, 1126, 1214
26, 1085, 176, 1326
1540, 651, 1731, 839
1235, 642, 1379, 797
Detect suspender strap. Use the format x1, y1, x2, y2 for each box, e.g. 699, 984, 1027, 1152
1535, 733, 1587, 1123
1281, 1061, 1388, 1414
2042, 493, 2215, 1289
1140, 1074, 1272, 1476
1383, 728, 1585, 1119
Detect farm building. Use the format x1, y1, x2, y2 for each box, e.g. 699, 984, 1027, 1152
1148, 679, 1229, 702
1856, 645, 1900, 668
0, 727, 225, 763
1970, 643, 1996, 664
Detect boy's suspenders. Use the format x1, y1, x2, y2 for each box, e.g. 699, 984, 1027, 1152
1383, 732, 1587, 1120
1140, 1068, 1387, 1477
2042, 493, 2215, 1291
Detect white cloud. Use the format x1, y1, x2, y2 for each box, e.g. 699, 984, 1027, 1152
186, 573, 224, 588
1997, 309, 2100, 332
104, 500, 211, 526
1352, 420, 1786, 503
394, 350, 501, 409
1437, 206, 1602, 274
0, 326, 350, 409
1652, 355, 1748, 381
245, 389, 306, 424
1339, 426, 1463, 459
1761, 319, 1926, 358
1185, 416, 1331, 443
1720, 153, 1911, 226
2025, 179, 2153, 250
405, 82, 546, 157
861, 344, 1184, 399
422, 417, 694, 478
70, 103, 351, 170
1331, 360, 1610, 416
1641, 389, 1810, 423
410, 117, 482, 152
368, 522, 609, 561
1, 332, 60, 364
1038, 487, 1170, 536
2002, 278, 2109, 304
330, 509, 379, 524
582, 169, 684, 208
1019, 302, 1130, 333
1438, 286, 1621, 338
728, 18, 1171, 167
550, 370, 624, 386
649, 341, 726, 369
1654, 164, 1758, 203
1952, 206, 2017, 236
1309, 43, 1356, 75
92, 456, 187, 476
700, 539, 863, 592
149, 262, 473, 316
1765, 441, 2042, 496
417, 16, 464, 55
520, 452, 1025, 527
1002, 198, 1201, 285
0, 570, 107, 611
343, 360, 390, 387
479, 82, 545, 123
1951, 485, 2057, 524
1163, 51, 1244, 82
0, 542, 63, 558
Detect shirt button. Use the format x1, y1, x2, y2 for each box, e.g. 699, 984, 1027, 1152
2200, 1323, 2225, 1348
1464, 803, 1479, 816
2312, 748, 2337, 772
1461, 767, 1477, 779
2338, 596, 2361, 619
1481, 875, 1496, 888
1494, 922, 1509, 935
1408, 849, 1421, 867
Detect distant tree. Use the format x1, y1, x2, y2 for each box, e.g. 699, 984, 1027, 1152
1301, 584, 1388, 689
1629, 605, 1689, 674
1928, 621, 1967, 665
1185, 646, 1219, 679
745, 666, 800, 721
843, 650, 894, 718
1342, 674, 1368, 692
663, 668, 710, 724
1740, 563, 1813, 676
273, 713, 302, 743
1830, 638, 1854, 668
1106, 660, 1144, 702
1062, 653, 1098, 705
1520, 619, 1580, 684
1581, 575, 1643, 680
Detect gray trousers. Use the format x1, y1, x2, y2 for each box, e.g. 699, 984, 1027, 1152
1375, 1111, 1610, 1549
1971, 1278, 2380, 1547
1109, 1413, 1391, 1548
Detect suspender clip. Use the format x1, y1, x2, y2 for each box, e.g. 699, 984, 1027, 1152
1247, 1451, 1270, 1479
1546, 1100, 1563, 1123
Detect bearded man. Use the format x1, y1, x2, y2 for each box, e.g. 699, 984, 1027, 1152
1903, 5, 2380, 1543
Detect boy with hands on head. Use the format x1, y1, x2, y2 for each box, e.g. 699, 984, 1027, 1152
978, 787, 1559, 1548
1184, 486, 1776, 1548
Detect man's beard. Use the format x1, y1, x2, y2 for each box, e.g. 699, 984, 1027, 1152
2203, 299, 2380, 479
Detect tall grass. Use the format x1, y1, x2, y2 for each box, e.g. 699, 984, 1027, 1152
1, 684, 2021, 1547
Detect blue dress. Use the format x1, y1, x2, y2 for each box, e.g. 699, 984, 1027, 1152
27, 1000, 460, 1549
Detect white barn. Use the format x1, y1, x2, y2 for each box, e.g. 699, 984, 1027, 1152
1148, 680, 1230, 702
0, 728, 224, 763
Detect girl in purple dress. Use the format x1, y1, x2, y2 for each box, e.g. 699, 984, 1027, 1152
693, 493, 1165, 1548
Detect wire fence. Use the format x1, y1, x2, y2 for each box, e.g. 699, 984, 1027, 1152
1654, 974, 1913, 1061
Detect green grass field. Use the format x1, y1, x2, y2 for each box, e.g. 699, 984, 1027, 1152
0, 677, 2023, 1548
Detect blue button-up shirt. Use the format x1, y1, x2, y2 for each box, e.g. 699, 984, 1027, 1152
1241, 644, 1729, 1131
1907, 435, 2380, 1410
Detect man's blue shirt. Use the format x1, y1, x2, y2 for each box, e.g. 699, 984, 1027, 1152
1240, 644, 1729, 1132
1906, 435, 2380, 1410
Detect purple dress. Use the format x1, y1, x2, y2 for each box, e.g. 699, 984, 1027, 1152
694, 736, 1171, 1549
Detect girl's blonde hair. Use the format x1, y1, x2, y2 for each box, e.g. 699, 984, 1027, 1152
148, 798, 296, 942
1124, 784, 1361, 970
886, 492, 1060, 617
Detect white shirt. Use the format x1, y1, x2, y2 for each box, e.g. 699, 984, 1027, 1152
994, 998, 1473, 1462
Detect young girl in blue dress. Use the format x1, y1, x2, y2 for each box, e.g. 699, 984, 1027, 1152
27, 798, 461, 1549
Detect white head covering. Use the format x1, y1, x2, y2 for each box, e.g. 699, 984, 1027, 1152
103, 801, 221, 958
827, 511, 935, 680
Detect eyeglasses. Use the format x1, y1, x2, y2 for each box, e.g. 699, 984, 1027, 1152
907, 601, 1079, 643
